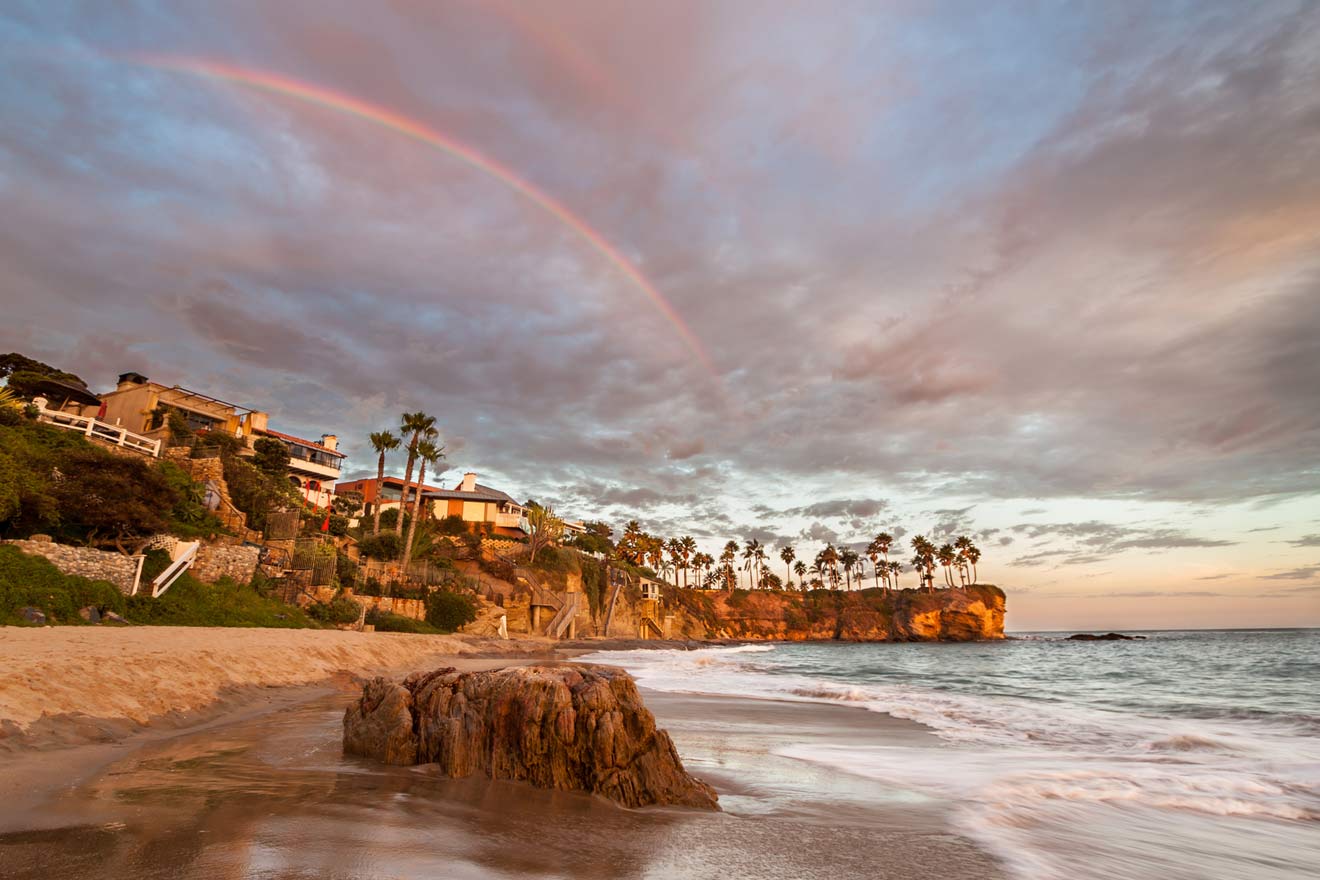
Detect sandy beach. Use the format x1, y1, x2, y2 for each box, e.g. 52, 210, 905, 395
0, 627, 1005, 879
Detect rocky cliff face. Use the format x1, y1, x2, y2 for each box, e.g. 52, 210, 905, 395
343, 665, 719, 810
665, 584, 1005, 642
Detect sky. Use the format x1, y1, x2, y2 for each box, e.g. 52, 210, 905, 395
1, 1, 1318, 631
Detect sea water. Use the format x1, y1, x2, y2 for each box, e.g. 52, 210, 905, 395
582, 630, 1320, 880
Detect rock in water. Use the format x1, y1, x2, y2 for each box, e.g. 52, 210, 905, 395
344, 665, 719, 810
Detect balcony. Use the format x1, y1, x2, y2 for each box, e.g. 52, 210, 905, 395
286, 455, 342, 480
495, 511, 528, 531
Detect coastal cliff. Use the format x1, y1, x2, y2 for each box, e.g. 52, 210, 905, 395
661, 584, 1005, 642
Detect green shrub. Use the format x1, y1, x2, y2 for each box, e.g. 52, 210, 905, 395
125, 574, 314, 628
358, 531, 402, 560
307, 595, 362, 625
425, 589, 477, 632
365, 607, 441, 634
436, 514, 468, 536
0, 545, 126, 625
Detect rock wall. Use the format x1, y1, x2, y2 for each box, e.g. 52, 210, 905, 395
191, 543, 261, 585
345, 592, 427, 622
663, 584, 1006, 642
3, 539, 139, 594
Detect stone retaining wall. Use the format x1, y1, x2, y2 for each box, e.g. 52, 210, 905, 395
3, 539, 139, 594
192, 543, 261, 585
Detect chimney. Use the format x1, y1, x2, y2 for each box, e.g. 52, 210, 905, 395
461, 472, 477, 492
321, 434, 338, 451
116, 372, 148, 390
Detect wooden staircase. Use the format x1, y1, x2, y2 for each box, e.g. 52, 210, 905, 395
545, 592, 582, 639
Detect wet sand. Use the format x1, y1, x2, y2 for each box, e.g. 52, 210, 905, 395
0, 666, 1005, 879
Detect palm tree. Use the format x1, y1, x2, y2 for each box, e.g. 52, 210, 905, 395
620, 521, 644, 564
888, 559, 902, 589
868, 532, 894, 592
395, 412, 436, 535
817, 545, 840, 589
742, 539, 764, 589
966, 544, 982, 584
937, 543, 957, 588
400, 439, 444, 571
910, 536, 937, 592
720, 541, 738, 590
793, 559, 807, 589
667, 538, 684, 587
367, 430, 400, 535
839, 548, 859, 590
680, 536, 697, 587
780, 545, 796, 589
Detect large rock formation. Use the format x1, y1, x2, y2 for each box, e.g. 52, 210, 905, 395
343, 664, 719, 810
663, 583, 1006, 642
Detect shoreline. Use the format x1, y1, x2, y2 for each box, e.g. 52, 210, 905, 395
1, 645, 1007, 880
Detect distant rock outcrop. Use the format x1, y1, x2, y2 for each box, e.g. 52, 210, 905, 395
343, 665, 719, 810
1067, 632, 1144, 641
662, 584, 1006, 642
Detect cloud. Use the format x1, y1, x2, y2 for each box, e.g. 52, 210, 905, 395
0, 0, 1318, 586
1286, 534, 1320, 547
1261, 564, 1320, 581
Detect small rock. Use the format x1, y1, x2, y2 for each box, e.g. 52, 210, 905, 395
19, 607, 47, 625
78, 606, 101, 623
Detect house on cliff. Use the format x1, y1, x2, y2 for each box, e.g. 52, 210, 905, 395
70, 372, 343, 508
338, 472, 530, 537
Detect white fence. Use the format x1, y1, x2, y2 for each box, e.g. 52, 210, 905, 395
36, 406, 161, 457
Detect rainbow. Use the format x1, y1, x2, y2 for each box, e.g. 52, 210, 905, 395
133, 55, 717, 377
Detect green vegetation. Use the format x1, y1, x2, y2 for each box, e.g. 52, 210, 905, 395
424, 589, 476, 632
365, 606, 443, 634
0, 544, 126, 625
0, 352, 88, 400
125, 574, 315, 627
0, 420, 227, 549
306, 594, 363, 625
0, 545, 315, 628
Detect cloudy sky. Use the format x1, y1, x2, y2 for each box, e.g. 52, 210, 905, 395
3, 1, 1318, 630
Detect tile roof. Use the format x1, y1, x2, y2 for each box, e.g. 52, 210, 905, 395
422, 482, 519, 505
258, 428, 346, 457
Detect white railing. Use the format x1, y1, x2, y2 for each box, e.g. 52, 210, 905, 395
495, 512, 528, 530
36, 406, 161, 457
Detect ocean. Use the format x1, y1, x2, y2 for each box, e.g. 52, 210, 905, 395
582, 629, 1320, 880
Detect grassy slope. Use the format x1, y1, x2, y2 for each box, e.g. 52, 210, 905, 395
0, 545, 316, 628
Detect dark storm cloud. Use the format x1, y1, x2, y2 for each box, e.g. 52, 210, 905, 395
1, 0, 1319, 568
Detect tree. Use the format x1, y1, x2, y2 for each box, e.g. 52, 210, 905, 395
742, 538, 764, 589
839, 547, 860, 591
620, 520, 644, 565
251, 437, 290, 481
527, 503, 564, 564
425, 588, 477, 632
368, 430, 400, 535
966, 543, 982, 584
779, 545, 796, 589
400, 439, 444, 571
395, 412, 437, 535
937, 543, 957, 588
720, 540, 738, 590
868, 532, 893, 592
679, 535, 696, 588
0, 352, 88, 399
817, 544, 840, 589
888, 559, 903, 589
793, 559, 807, 589
910, 536, 937, 592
